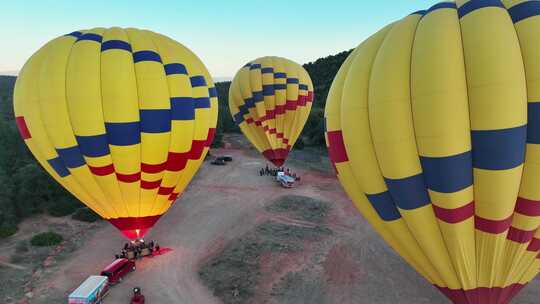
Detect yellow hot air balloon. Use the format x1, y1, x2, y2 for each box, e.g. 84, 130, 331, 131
228, 57, 313, 167
14, 27, 217, 240
325, 1, 540, 303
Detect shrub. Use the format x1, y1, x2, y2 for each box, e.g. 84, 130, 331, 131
48, 197, 80, 217
72, 207, 100, 223
0, 223, 17, 238
30, 231, 63, 247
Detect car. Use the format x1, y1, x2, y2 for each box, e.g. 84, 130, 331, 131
220, 155, 233, 162
276, 172, 295, 188
100, 258, 135, 285
211, 158, 226, 166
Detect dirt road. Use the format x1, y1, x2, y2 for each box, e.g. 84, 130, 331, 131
21, 136, 540, 303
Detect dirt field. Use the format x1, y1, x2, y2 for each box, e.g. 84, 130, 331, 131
2, 134, 540, 303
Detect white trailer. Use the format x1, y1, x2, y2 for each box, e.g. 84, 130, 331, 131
68, 275, 109, 304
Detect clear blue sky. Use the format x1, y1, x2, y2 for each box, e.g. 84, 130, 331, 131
0, 0, 436, 78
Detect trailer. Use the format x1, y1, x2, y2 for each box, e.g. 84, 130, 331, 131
68, 275, 109, 304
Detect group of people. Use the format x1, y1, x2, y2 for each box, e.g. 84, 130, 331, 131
259, 165, 300, 181
115, 239, 160, 260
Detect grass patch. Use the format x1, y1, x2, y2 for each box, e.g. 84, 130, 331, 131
266, 195, 331, 223
199, 220, 332, 304
30, 231, 63, 247
0, 223, 18, 238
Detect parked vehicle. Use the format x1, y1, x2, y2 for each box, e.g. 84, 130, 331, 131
211, 158, 226, 166
68, 275, 109, 304
276, 171, 295, 188
100, 258, 135, 285
219, 155, 233, 162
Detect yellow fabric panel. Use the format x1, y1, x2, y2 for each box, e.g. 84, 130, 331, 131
283, 61, 299, 143
341, 25, 393, 196
412, 8, 477, 290
101, 29, 139, 123
368, 15, 423, 180
474, 167, 523, 220
273, 58, 287, 150
398, 206, 461, 289
458, 3, 526, 289
66, 28, 108, 136
459, 4, 526, 131
260, 58, 278, 150
411, 7, 471, 157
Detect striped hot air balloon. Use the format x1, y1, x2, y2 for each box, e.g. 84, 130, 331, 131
325, 1, 540, 303
228, 57, 313, 167
14, 27, 217, 240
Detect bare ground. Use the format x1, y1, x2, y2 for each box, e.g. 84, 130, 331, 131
1, 133, 539, 304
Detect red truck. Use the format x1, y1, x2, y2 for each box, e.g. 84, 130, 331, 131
100, 258, 135, 285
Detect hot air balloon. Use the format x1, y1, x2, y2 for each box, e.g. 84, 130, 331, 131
325, 1, 540, 303
14, 27, 217, 240
228, 57, 313, 167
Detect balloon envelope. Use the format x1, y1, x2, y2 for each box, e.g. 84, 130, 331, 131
325, 1, 540, 303
228, 57, 313, 167
14, 27, 217, 239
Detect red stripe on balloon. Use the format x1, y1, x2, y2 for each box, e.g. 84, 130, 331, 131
15, 116, 31, 139
326, 130, 349, 164
475, 214, 513, 234
88, 164, 115, 176
435, 283, 526, 304
507, 226, 536, 244
432, 201, 474, 224
116, 172, 141, 183
141, 179, 161, 190
514, 197, 540, 217
141, 128, 215, 174
285, 99, 298, 110
158, 186, 174, 195
307, 91, 314, 102
527, 238, 540, 252
141, 162, 166, 174
169, 192, 179, 201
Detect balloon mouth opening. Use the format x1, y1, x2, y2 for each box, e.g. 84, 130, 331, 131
270, 159, 286, 167
119, 228, 151, 240
262, 149, 289, 167
108, 215, 162, 240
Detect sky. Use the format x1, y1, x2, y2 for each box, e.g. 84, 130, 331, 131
0, 0, 436, 78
